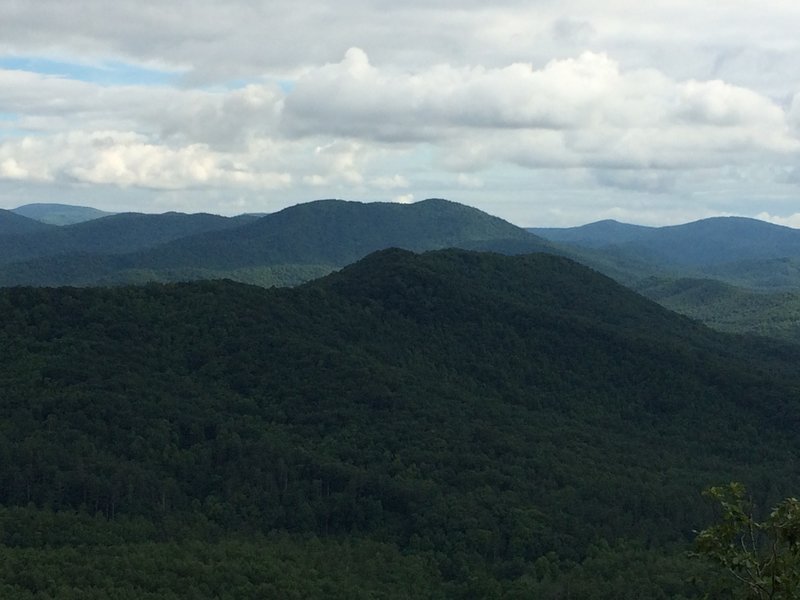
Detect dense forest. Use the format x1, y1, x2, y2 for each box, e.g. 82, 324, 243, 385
8, 200, 800, 346
0, 199, 551, 287
636, 277, 800, 344
2, 249, 800, 597
533, 217, 800, 341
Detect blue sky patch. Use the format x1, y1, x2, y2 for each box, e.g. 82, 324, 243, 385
0, 56, 180, 86
0, 112, 25, 137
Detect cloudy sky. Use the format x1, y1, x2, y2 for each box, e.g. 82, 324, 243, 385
1, 1, 799, 226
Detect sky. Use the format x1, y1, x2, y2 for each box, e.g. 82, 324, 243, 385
1, 1, 799, 227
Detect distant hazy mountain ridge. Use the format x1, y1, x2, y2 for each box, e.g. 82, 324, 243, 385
12, 203, 116, 225
0, 198, 552, 287
6, 199, 800, 342
533, 216, 800, 341
529, 219, 655, 248
532, 216, 800, 267
0, 212, 258, 268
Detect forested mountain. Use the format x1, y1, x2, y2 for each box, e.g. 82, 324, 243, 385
0, 209, 55, 236
531, 216, 800, 340
3, 248, 800, 598
0, 212, 257, 267
532, 216, 800, 267
0, 198, 552, 287
704, 256, 800, 290
6, 199, 800, 344
532, 216, 800, 289
11, 203, 115, 225
636, 277, 800, 343
132, 198, 548, 270
529, 219, 655, 248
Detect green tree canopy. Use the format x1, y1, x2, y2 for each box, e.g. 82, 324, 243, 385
695, 482, 800, 599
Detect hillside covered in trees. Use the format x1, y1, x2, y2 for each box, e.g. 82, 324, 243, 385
0, 199, 552, 287
2, 249, 800, 597
8, 199, 800, 345
533, 217, 800, 342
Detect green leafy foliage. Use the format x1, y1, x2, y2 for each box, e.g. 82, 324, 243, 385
694, 483, 800, 599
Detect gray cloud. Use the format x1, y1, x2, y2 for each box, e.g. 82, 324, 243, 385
3, 1, 799, 82
1, 1, 800, 225
551, 18, 596, 44
593, 169, 676, 194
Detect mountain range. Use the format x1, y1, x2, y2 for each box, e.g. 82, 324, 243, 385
3, 248, 800, 597
4, 199, 800, 342
0, 208, 55, 236
11, 203, 116, 225
0, 211, 257, 268
531, 216, 800, 268
0, 198, 552, 287
531, 217, 800, 342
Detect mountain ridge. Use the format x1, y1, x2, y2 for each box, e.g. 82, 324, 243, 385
12, 202, 116, 225
3, 248, 800, 596
0, 211, 258, 268
0, 208, 56, 236
133, 198, 550, 269
7, 201, 800, 344
530, 216, 800, 338
532, 216, 800, 268
0, 198, 554, 286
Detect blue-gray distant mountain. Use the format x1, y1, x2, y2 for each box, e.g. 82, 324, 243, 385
0, 198, 553, 286
529, 219, 655, 248
0, 211, 258, 267
0, 208, 56, 236
533, 216, 800, 268
532, 216, 800, 340
12, 203, 116, 225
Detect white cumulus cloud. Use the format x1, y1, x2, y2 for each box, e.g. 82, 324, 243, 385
2, 1, 800, 223
0, 131, 292, 190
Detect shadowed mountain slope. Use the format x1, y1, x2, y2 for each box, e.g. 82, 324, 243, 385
0, 208, 56, 236
2, 248, 800, 596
